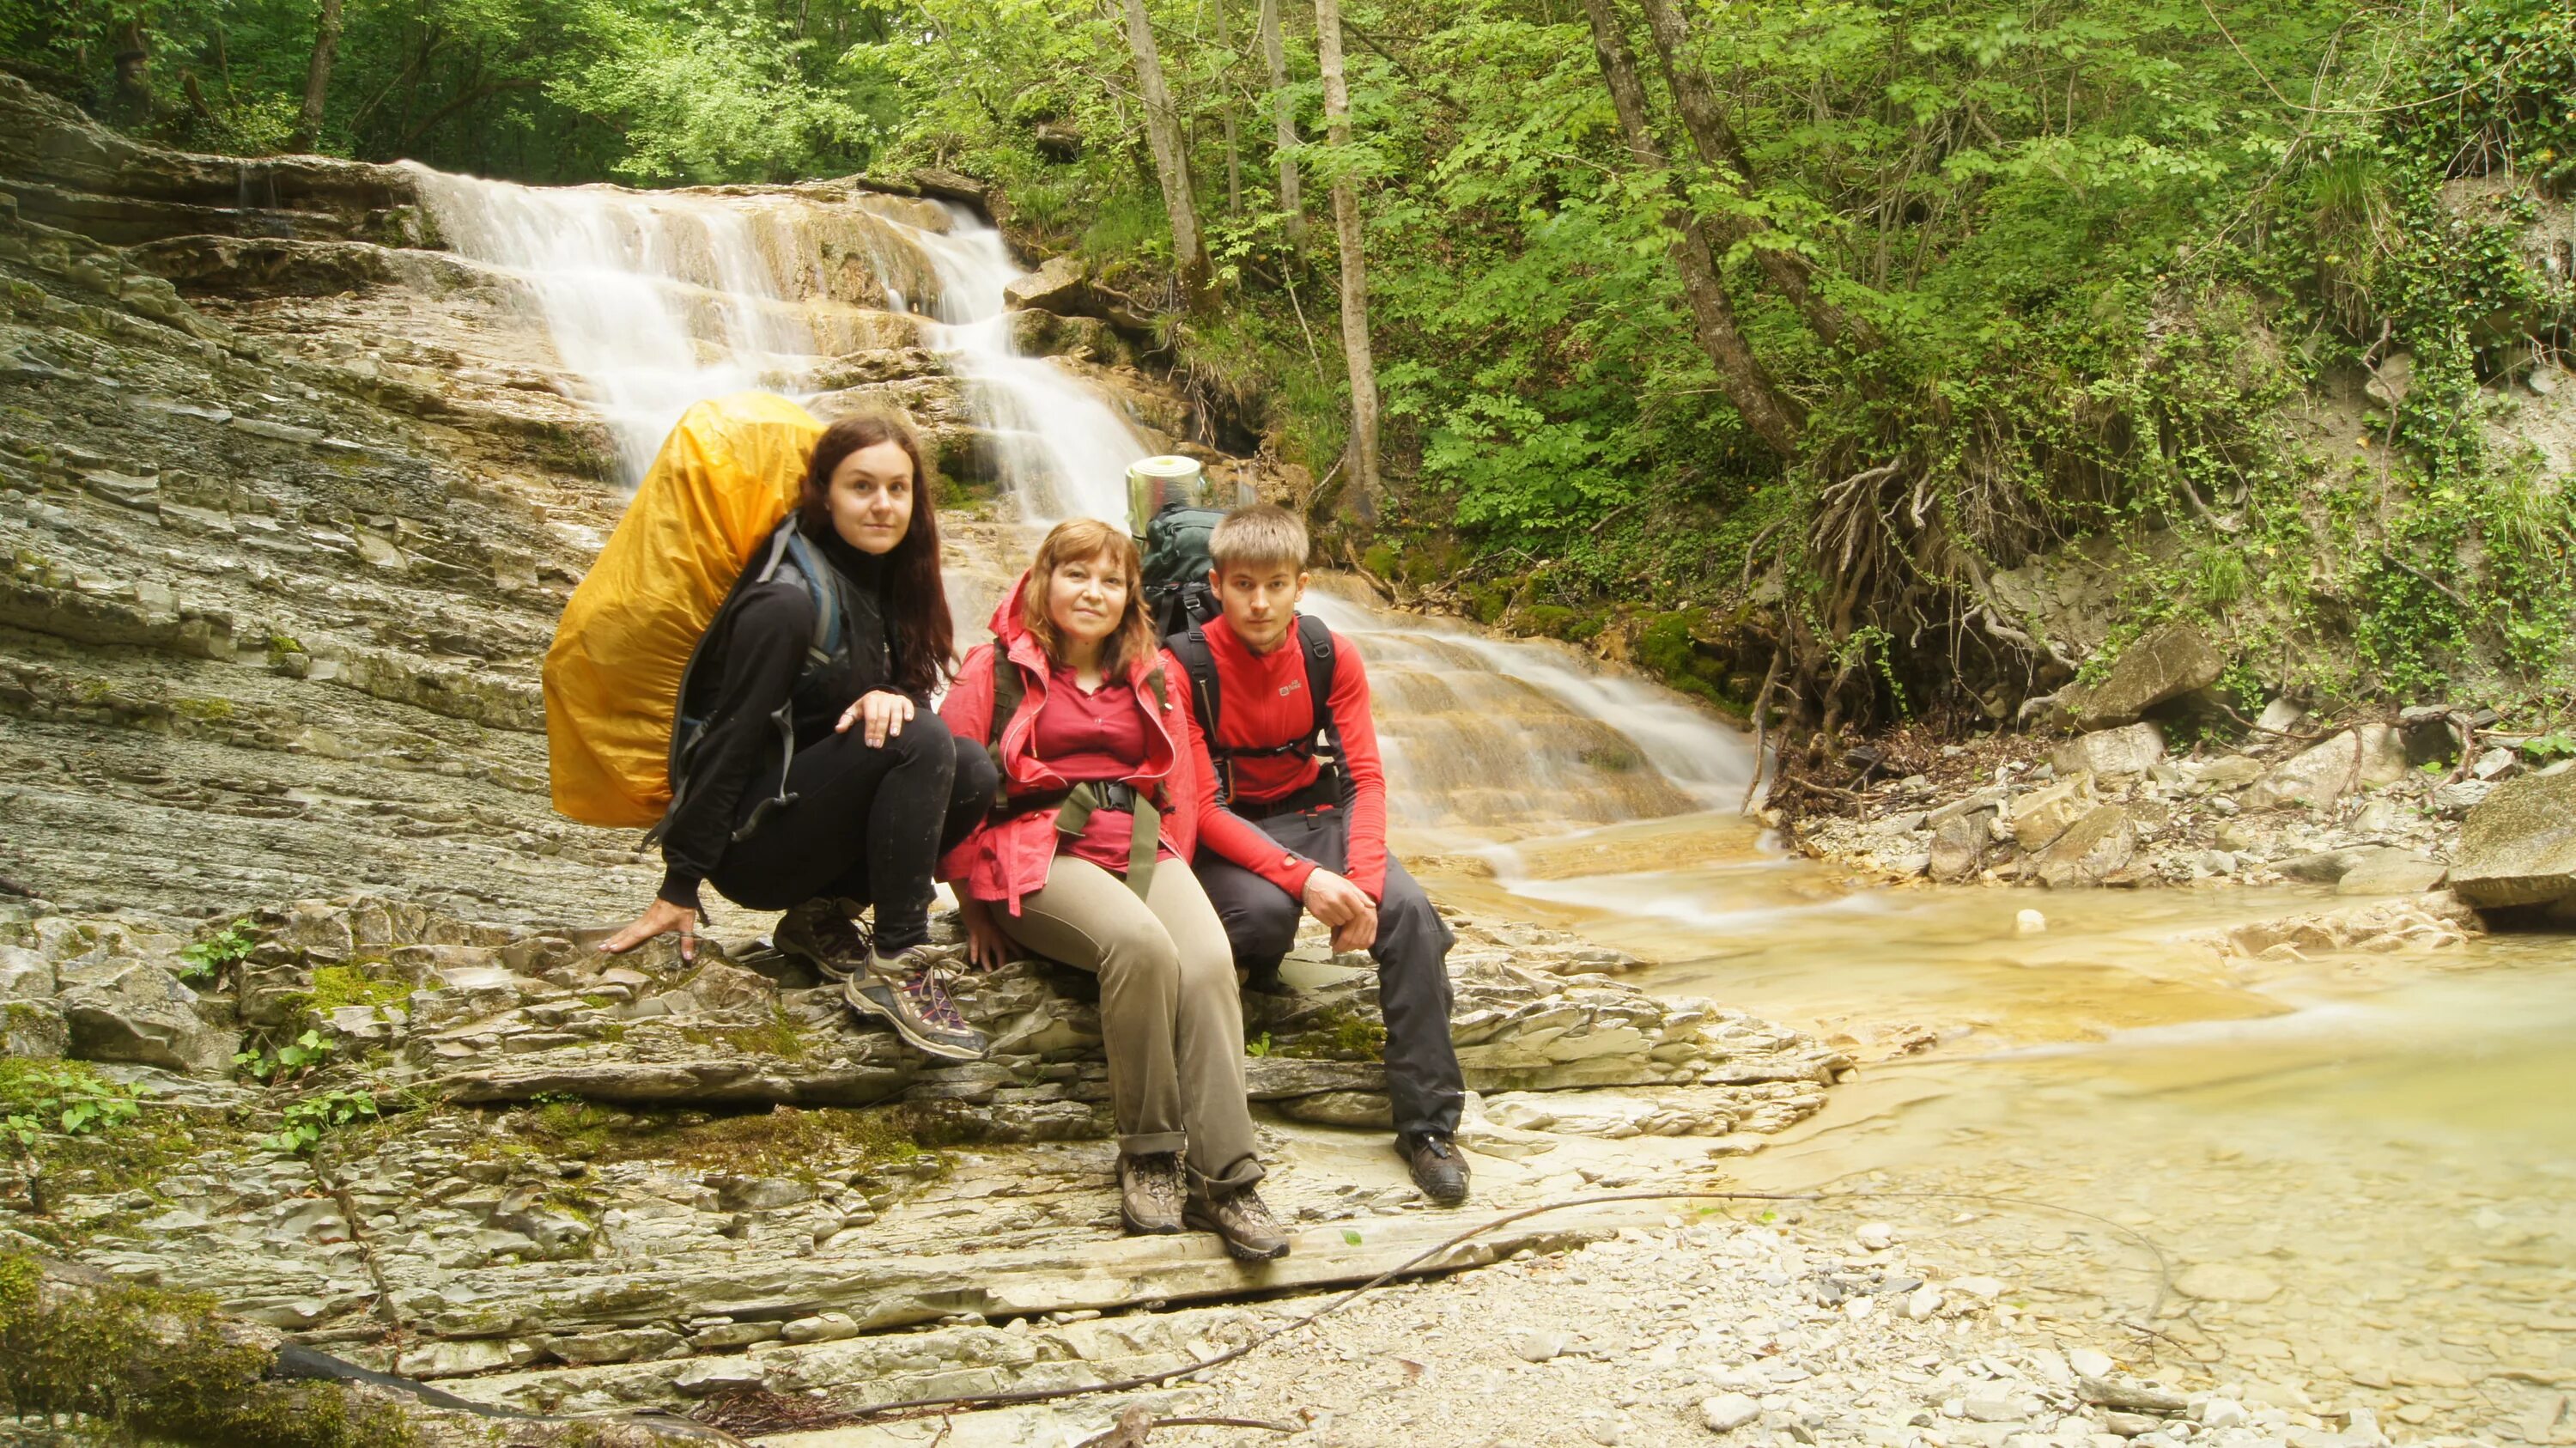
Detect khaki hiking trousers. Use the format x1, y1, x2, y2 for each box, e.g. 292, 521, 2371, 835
995, 855, 1262, 1190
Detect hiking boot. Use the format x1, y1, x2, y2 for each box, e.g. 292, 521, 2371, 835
1240, 961, 1294, 997
1116, 1152, 1186, 1236
775, 897, 869, 983
1185, 1181, 1290, 1262
843, 944, 988, 1062
1398, 1132, 1470, 1205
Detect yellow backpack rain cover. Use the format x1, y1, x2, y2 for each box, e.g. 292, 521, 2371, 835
544, 392, 825, 828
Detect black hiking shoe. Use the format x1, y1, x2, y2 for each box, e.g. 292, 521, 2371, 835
1185, 1182, 1290, 1262
1117, 1152, 1186, 1236
1398, 1132, 1470, 1205
775, 897, 869, 983
843, 943, 988, 1062
1240, 961, 1294, 997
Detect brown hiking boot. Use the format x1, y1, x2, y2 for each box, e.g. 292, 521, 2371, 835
1397, 1132, 1471, 1205
1116, 1152, 1185, 1235
1185, 1182, 1290, 1262
774, 897, 869, 982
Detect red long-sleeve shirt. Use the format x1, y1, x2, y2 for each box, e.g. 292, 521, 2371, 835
1182, 613, 1390, 902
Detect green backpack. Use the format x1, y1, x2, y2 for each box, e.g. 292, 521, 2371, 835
1139, 502, 1226, 641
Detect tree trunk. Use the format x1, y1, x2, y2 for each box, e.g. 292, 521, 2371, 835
1212, 0, 1242, 216
1312, 0, 1379, 520
1578, 0, 1802, 458
1629, 0, 1876, 352
290, 0, 345, 152
1257, 0, 1303, 246
1119, 0, 1215, 304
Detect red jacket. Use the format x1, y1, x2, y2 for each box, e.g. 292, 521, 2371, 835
938, 575, 1217, 914
1187, 612, 1390, 903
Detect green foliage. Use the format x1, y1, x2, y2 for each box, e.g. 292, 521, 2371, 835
235, 1027, 335, 1085
265, 1089, 379, 1155
178, 917, 257, 985
5, 0, 907, 183
0, 1060, 144, 1157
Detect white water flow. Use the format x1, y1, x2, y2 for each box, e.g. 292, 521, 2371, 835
413, 164, 1753, 832
881, 207, 1146, 524
407, 166, 842, 480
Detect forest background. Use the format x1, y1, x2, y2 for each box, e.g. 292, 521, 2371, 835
8, 0, 2574, 757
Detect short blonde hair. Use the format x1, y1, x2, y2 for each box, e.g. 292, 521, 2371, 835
1207, 503, 1309, 574
1020, 519, 1157, 675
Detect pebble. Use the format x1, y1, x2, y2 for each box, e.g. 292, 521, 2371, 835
1513, 1329, 1570, 1362
2196, 1397, 2247, 1429
1701, 1392, 1761, 1433
2069, 1347, 2115, 1378
2016, 909, 2047, 934
2173, 1263, 2281, 1303
1856, 1221, 1895, 1250
1906, 1285, 1943, 1319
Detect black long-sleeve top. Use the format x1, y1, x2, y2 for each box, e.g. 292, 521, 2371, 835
655, 526, 913, 911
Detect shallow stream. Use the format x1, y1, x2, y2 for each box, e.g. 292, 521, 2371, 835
1413, 812, 2576, 1439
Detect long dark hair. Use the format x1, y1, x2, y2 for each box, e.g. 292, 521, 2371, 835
799, 411, 954, 693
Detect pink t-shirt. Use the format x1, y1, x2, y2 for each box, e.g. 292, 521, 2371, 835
1032, 664, 1174, 873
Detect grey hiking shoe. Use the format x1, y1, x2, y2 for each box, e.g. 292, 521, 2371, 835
1117, 1152, 1185, 1236
775, 897, 869, 983
1185, 1182, 1290, 1261
843, 943, 988, 1062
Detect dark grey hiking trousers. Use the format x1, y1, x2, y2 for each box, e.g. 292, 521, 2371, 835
1193, 808, 1465, 1141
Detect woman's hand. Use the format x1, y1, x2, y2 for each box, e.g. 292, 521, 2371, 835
958, 897, 1014, 972
601, 898, 698, 962
837, 690, 915, 747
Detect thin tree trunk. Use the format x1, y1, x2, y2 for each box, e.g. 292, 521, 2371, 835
291, 0, 345, 152
1119, 0, 1215, 304
1312, 0, 1379, 520
1630, 0, 1876, 352
1258, 0, 1303, 246
1579, 0, 1802, 458
1212, 0, 1242, 216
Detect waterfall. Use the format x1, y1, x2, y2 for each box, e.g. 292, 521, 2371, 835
408, 164, 1755, 830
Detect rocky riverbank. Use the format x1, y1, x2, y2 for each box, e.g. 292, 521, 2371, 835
1781, 672, 2576, 941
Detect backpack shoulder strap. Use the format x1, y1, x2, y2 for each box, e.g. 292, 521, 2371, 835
985, 644, 1024, 783
1170, 624, 1222, 748
775, 529, 844, 672
1297, 613, 1340, 756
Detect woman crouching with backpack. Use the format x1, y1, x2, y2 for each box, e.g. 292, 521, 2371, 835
600, 411, 997, 1064
941, 519, 1286, 1261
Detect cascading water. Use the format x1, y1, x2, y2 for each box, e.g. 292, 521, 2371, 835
410, 163, 1754, 830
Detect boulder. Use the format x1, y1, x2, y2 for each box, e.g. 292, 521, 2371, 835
2449, 770, 2576, 908
1002, 253, 1086, 313
1928, 810, 1992, 883
2244, 726, 2410, 809
2050, 723, 2166, 780
2032, 805, 2137, 889
2012, 773, 2096, 852
57, 962, 235, 1074
2334, 851, 2447, 897
2067, 624, 2224, 728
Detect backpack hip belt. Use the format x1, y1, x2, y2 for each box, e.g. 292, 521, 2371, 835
982, 650, 1171, 898
1229, 767, 1346, 822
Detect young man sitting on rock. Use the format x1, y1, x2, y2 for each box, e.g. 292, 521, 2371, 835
1170, 504, 1471, 1204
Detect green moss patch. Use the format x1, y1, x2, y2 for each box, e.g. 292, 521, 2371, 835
0, 1252, 416, 1445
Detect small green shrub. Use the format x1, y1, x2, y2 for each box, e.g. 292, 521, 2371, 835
178, 918, 258, 984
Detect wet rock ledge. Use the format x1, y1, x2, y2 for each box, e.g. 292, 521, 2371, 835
1, 891, 1844, 1429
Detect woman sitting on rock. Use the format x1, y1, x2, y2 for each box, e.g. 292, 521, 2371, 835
941, 519, 1286, 1261
601, 411, 996, 1063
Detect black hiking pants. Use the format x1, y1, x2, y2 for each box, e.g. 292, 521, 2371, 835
1193, 808, 1464, 1141
708, 714, 998, 951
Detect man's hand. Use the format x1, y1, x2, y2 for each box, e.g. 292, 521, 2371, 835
1302, 869, 1378, 955
958, 897, 1015, 971
837, 690, 914, 747
601, 898, 697, 961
